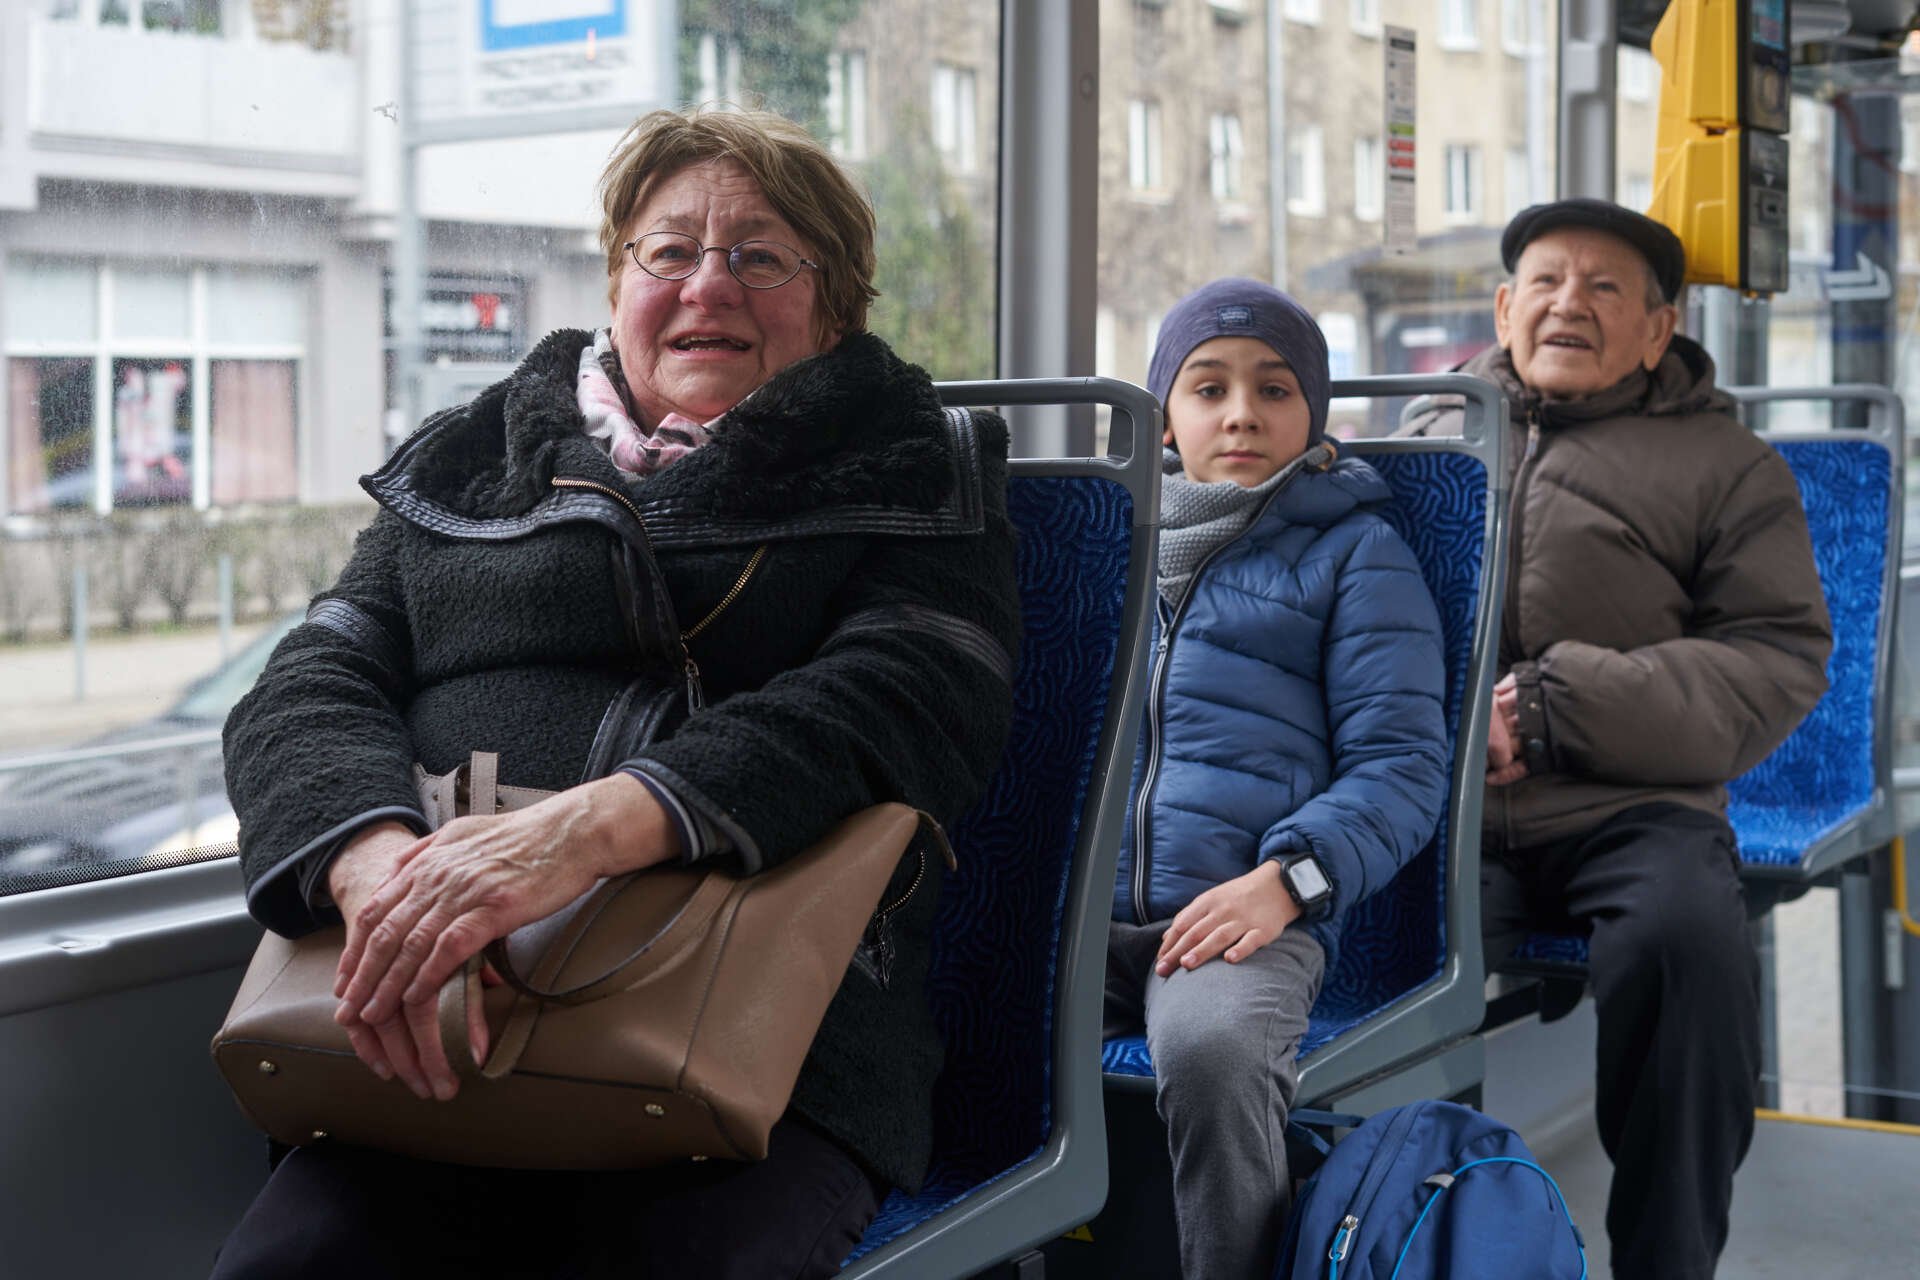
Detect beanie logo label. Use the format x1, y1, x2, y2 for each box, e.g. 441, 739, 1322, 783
1215, 305, 1253, 328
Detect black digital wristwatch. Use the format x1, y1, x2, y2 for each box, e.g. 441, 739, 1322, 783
1277, 854, 1333, 921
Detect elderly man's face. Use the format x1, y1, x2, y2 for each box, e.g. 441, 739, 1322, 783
1495, 227, 1678, 401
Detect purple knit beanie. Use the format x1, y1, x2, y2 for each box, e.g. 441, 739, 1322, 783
1146, 278, 1331, 443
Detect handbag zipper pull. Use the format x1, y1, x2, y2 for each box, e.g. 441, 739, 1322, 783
683, 653, 706, 712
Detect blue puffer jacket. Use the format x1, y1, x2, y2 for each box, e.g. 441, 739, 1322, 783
1113, 457, 1449, 969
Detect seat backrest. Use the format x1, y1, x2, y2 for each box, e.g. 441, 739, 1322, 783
845, 382, 1160, 1273
1307, 433, 1499, 1052
1724, 388, 1904, 874
924, 467, 1139, 1177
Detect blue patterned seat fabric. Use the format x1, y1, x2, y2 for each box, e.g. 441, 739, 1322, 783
1104, 450, 1487, 1081
849, 474, 1134, 1261
1507, 437, 1890, 972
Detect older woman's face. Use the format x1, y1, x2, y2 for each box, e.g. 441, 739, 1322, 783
611, 158, 832, 425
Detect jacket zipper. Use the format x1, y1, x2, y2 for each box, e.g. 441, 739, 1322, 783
550, 476, 768, 710
1127, 445, 1332, 925
1494, 409, 1543, 847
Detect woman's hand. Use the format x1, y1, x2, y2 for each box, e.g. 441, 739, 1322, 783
331, 774, 677, 1100
1155, 860, 1303, 976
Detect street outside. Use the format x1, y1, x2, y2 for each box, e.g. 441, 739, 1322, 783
0, 622, 271, 758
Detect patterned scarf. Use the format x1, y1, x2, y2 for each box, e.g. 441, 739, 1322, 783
576, 329, 716, 477
1156, 445, 1331, 605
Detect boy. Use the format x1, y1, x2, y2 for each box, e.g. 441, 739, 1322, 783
1107, 278, 1449, 1279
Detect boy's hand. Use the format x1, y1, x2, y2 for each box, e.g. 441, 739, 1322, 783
1156, 860, 1303, 976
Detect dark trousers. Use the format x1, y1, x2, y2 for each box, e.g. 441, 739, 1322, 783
1482, 803, 1760, 1280
208, 1117, 885, 1280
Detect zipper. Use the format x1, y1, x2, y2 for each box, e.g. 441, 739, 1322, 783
1502, 408, 1542, 667
1494, 408, 1543, 848
1327, 1102, 1426, 1274
1127, 445, 1331, 925
551, 476, 768, 710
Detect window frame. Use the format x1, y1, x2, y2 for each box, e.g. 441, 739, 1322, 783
1354, 135, 1384, 222
3, 258, 307, 517
1438, 0, 1480, 51
1286, 123, 1326, 217
1443, 143, 1483, 224
1209, 111, 1246, 206
1128, 97, 1165, 195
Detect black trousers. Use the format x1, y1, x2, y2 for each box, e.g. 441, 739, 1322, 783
208, 1117, 886, 1280
1482, 803, 1761, 1280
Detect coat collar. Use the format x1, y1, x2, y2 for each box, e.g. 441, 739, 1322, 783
1459, 333, 1735, 428
363, 329, 984, 543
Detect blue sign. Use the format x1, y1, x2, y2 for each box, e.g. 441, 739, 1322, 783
480, 0, 626, 52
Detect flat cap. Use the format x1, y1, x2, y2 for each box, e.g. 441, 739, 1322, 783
1500, 198, 1687, 303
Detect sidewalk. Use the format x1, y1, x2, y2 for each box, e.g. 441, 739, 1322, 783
0, 622, 271, 757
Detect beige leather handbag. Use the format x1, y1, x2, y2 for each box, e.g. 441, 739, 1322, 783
212, 751, 932, 1170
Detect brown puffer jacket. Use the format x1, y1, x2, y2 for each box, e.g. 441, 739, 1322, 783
1402, 336, 1833, 852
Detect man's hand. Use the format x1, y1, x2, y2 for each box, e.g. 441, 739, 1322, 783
1155, 860, 1303, 976
1486, 672, 1529, 786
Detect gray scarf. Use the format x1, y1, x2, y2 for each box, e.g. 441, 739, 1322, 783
1157, 444, 1334, 605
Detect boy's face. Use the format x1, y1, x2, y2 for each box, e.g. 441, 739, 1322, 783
1164, 336, 1313, 487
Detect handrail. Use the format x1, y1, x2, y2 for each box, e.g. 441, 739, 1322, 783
0, 728, 221, 775
1892, 836, 1920, 941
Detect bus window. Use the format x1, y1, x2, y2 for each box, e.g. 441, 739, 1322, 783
1095, 0, 1559, 441
0, 0, 1001, 898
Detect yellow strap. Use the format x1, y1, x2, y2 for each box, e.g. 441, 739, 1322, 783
1892, 835, 1920, 940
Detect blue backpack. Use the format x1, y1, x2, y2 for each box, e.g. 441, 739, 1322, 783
1274, 1100, 1587, 1280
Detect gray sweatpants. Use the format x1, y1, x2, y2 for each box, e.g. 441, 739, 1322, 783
1105, 919, 1325, 1280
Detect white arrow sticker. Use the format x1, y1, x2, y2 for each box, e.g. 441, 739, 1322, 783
1826, 251, 1891, 302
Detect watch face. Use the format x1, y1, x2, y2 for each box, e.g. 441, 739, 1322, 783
1288, 858, 1331, 902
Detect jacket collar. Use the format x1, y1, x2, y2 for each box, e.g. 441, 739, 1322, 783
363, 329, 983, 544
1460, 333, 1734, 428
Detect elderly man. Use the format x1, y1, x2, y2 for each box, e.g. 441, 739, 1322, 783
1405, 199, 1833, 1279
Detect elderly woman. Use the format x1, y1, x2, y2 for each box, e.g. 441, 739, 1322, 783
211, 108, 1019, 1279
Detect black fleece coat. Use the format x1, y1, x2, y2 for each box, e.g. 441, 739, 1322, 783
222, 328, 1021, 1191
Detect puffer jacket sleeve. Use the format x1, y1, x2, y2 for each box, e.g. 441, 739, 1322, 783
624, 416, 1022, 873
1518, 447, 1832, 786
222, 510, 427, 936
1257, 519, 1449, 916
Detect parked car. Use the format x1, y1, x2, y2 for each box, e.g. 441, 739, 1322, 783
0, 613, 302, 895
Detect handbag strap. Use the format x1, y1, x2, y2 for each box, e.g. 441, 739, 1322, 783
481, 868, 737, 1006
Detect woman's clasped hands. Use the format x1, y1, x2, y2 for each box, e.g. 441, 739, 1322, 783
326, 773, 674, 1101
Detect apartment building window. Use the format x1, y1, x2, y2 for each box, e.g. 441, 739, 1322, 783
1282, 0, 1321, 24
1286, 125, 1326, 216
1444, 144, 1483, 222
1354, 136, 1383, 221
1439, 0, 1479, 49
1619, 47, 1658, 102
1129, 99, 1164, 192
66, 0, 223, 31
1504, 147, 1531, 218
697, 32, 744, 106
1622, 173, 1654, 211
1210, 113, 1245, 203
825, 49, 869, 161
1501, 0, 1530, 54
5, 259, 305, 515
932, 63, 980, 174
1350, 0, 1381, 36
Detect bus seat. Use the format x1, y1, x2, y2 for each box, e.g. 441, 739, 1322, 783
1493, 387, 1905, 1010
838, 380, 1161, 1279
1100, 372, 1510, 1122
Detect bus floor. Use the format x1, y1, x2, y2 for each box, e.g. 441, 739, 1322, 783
1493, 1005, 1920, 1277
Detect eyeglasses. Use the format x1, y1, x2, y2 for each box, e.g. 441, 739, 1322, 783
624, 232, 821, 290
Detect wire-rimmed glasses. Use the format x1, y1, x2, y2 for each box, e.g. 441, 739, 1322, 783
624, 232, 821, 290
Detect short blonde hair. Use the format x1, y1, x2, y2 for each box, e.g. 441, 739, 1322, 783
598, 108, 878, 340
